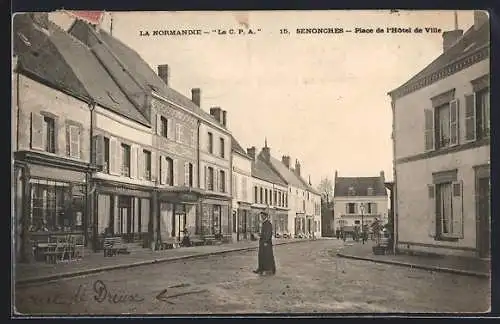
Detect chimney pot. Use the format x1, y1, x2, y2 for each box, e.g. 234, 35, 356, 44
222, 110, 227, 127
158, 64, 170, 86
282, 155, 290, 168
442, 29, 463, 52
191, 88, 201, 107
295, 160, 301, 176
247, 147, 256, 160
262, 144, 271, 162
209, 107, 222, 123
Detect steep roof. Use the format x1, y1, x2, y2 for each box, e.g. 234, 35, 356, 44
251, 156, 287, 186
231, 136, 251, 159
69, 20, 228, 131
13, 14, 88, 101
266, 155, 308, 190
297, 176, 321, 196
389, 22, 490, 97
334, 176, 387, 197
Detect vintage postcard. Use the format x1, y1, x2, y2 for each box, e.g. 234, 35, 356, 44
12, 9, 490, 316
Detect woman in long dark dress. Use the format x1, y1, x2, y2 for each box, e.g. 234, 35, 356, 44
253, 212, 276, 275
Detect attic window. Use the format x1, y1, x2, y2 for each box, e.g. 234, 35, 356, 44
367, 187, 375, 196
18, 32, 31, 46
347, 186, 356, 196
107, 91, 120, 104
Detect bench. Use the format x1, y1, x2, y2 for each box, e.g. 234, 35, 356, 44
103, 237, 129, 257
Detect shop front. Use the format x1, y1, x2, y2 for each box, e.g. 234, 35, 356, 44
295, 213, 306, 237
235, 202, 252, 241
249, 206, 267, 235
157, 189, 201, 243
199, 196, 231, 240
14, 151, 93, 262
273, 211, 289, 236
93, 179, 153, 249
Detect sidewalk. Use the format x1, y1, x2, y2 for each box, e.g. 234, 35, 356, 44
335, 240, 490, 278
15, 238, 310, 285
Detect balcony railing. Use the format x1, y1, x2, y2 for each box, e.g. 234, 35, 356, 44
120, 165, 130, 177
340, 213, 381, 218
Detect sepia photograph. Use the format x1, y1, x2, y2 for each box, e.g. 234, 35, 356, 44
11, 9, 490, 315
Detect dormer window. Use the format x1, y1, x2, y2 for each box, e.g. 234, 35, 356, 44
367, 187, 375, 196
348, 186, 356, 196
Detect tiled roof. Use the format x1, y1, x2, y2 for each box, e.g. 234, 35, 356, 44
13, 14, 89, 101
297, 177, 321, 196
266, 155, 308, 190
231, 136, 250, 158
334, 177, 387, 197
390, 23, 489, 95
251, 156, 287, 186
69, 20, 228, 130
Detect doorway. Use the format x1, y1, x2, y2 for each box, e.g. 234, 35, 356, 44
476, 172, 490, 258
118, 196, 132, 239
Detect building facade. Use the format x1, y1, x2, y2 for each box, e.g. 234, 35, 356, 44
333, 171, 388, 235
388, 11, 490, 258
231, 138, 253, 241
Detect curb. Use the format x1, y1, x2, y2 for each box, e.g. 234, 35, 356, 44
336, 253, 490, 279
16, 239, 311, 286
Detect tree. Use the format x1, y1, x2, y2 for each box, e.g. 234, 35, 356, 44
317, 177, 333, 205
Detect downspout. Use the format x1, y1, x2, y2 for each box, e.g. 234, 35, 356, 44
229, 135, 233, 238
197, 120, 202, 235
391, 99, 398, 255
88, 99, 97, 251
16, 65, 20, 152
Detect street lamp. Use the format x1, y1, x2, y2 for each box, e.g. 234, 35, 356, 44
359, 203, 365, 244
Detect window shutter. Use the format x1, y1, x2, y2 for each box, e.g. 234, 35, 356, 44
465, 93, 476, 142
137, 149, 144, 180
215, 169, 219, 192
424, 109, 435, 151
109, 137, 119, 175
192, 163, 197, 188
115, 140, 122, 176
150, 151, 157, 181
130, 145, 138, 178
93, 135, 104, 166
451, 181, 464, 238
233, 174, 237, 197
30, 112, 44, 150
204, 165, 208, 190
372, 203, 377, 214
428, 184, 436, 239
167, 119, 174, 139
449, 99, 459, 146
156, 114, 162, 135
345, 204, 348, 214
159, 156, 166, 184
173, 159, 179, 186
184, 162, 189, 186
226, 171, 230, 194
66, 125, 71, 156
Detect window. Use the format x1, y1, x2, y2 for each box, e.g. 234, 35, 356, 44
219, 170, 226, 192
176, 124, 184, 143
233, 175, 237, 197
208, 132, 213, 154
347, 203, 355, 214
348, 187, 356, 196
103, 137, 110, 173
254, 186, 258, 203
160, 116, 168, 138
435, 103, 451, 149
285, 194, 288, 207
143, 150, 151, 180
188, 163, 194, 187
44, 116, 56, 153
67, 125, 80, 158
207, 167, 214, 190
355, 220, 360, 225
120, 143, 131, 177
260, 187, 263, 204
432, 181, 463, 239
367, 187, 375, 196
242, 177, 247, 200
220, 138, 225, 158
165, 157, 174, 186
29, 179, 85, 233
274, 191, 277, 206
367, 203, 377, 214
476, 88, 490, 140
302, 200, 306, 211
265, 189, 268, 204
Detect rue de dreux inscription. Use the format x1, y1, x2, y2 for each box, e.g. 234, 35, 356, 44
138, 26, 442, 37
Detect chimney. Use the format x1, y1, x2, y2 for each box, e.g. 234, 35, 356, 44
191, 88, 201, 107
282, 155, 290, 168
261, 140, 271, 162
308, 175, 312, 185
157, 64, 169, 86
335, 170, 338, 179
209, 107, 222, 124
474, 10, 489, 31
247, 147, 256, 160
222, 110, 227, 127
442, 30, 463, 52
295, 159, 301, 176
380, 170, 385, 183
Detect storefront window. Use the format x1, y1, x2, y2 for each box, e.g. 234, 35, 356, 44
29, 179, 85, 233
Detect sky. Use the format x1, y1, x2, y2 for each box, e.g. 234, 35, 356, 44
53, 10, 475, 187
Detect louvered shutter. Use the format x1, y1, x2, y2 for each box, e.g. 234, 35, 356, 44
424, 109, 435, 151
167, 119, 174, 139
109, 137, 119, 175
115, 140, 122, 176
31, 112, 44, 150
226, 171, 230, 194
159, 156, 166, 184
204, 165, 208, 190
215, 169, 219, 192
156, 114, 162, 135
451, 181, 464, 238
173, 159, 179, 186
184, 162, 189, 186
93, 135, 104, 166
150, 151, 157, 181
428, 184, 436, 239
138, 148, 144, 180
465, 94, 476, 142
192, 163, 197, 188
449, 99, 459, 146
130, 145, 138, 178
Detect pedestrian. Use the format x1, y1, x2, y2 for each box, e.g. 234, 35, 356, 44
253, 212, 276, 275
181, 228, 191, 247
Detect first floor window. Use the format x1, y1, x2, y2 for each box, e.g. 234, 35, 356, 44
430, 181, 463, 239
44, 116, 56, 153
347, 203, 356, 214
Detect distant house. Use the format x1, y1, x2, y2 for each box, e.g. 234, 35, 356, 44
388, 11, 490, 258
333, 171, 388, 234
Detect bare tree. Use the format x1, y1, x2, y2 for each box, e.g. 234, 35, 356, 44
317, 177, 333, 205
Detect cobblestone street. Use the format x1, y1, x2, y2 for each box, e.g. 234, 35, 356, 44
14, 240, 490, 315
